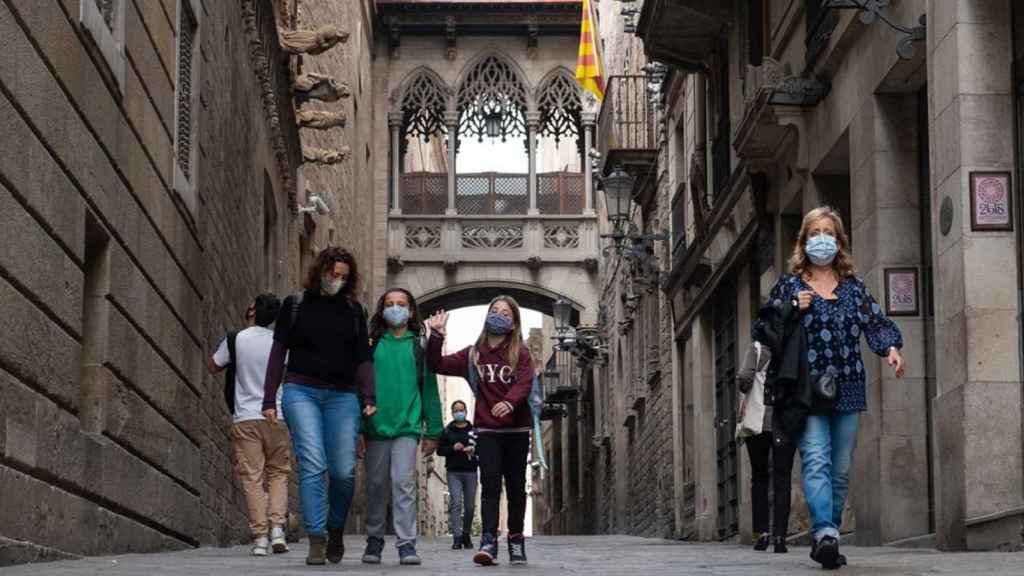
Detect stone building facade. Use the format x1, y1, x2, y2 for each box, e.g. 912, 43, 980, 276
0, 0, 380, 564
572, 0, 1024, 553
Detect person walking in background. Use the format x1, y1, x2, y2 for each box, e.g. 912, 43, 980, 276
427, 296, 535, 566
438, 399, 479, 550
262, 247, 376, 566
360, 288, 443, 566
736, 341, 797, 554
760, 206, 905, 570
208, 293, 291, 557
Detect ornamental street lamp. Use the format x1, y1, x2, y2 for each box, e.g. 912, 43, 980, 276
552, 296, 575, 346
601, 165, 634, 226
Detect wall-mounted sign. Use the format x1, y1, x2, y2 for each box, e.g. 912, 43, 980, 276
885, 267, 919, 317
970, 171, 1013, 231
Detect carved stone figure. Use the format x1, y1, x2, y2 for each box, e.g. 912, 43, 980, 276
293, 73, 350, 103
303, 146, 352, 165
279, 25, 349, 55
296, 109, 348, 130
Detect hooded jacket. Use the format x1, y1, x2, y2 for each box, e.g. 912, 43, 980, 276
437, 421, 478, 472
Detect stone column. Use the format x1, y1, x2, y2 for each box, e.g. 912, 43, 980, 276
927, 0, 1023, 551
527, 111, 540, 215
582, 112, 597, 214
847, 94, 930, 546
445, 111, 459, 215
388, 112, 403, 215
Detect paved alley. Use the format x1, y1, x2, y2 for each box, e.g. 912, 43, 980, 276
3, 536, 1022, 576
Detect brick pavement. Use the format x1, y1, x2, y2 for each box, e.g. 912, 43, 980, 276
3, 536, 1023, 575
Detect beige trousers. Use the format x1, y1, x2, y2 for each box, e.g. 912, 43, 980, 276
231, 419, 292, 537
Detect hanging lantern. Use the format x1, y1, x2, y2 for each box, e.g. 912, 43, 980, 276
552, 297, 573, 333
484, 109, 503, 139
601, 165, 635, 223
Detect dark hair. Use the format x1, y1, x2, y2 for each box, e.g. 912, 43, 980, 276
303, 246, 360, 299
253, 293, 281, 327
451, 400, 467, 412
369, 288, 423, 342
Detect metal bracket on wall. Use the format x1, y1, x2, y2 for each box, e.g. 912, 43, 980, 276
825, 0, 926, 59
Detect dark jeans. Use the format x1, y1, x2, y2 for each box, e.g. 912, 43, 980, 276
477, 432, 530, 536
745, 432, 797, 537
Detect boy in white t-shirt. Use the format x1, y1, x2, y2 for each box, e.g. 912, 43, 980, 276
209, 294, 291, 557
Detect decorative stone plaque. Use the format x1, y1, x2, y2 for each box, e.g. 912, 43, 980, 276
970, 171, 1013, 231
885, 267, 919, 317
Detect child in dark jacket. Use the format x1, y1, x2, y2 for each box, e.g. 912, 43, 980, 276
427, 296, 534, 566
437, 400, 478, 550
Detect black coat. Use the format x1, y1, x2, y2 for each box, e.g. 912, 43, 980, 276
752, 298, 820, 446
437, 421, 478, 473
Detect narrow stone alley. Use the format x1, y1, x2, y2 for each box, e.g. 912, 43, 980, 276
3, 536, 1023, 576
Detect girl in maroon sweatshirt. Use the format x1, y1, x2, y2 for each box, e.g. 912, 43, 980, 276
427, 296, 534, 566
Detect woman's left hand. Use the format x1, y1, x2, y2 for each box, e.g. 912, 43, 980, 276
363, 404, 377, 417
421, 438, 438, 456
887, 348, 905, 379
491, 401, 513, 418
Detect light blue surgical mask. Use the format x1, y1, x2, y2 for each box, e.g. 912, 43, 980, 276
806, 233, 838, 266
383, 304, 411, 328
485, 312, 514, 336
453, 411, 467, 422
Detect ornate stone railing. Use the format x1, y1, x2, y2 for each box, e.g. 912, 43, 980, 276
399, 171, 585, 216
387, 214, 598, 267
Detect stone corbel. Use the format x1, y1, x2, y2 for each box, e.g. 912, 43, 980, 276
526, 21, 539, 59
442, 259, 458, 273
389, 24, 401, 60
294, 73, 350, 103
444, 17, 457, 61
296, 109, 347, 130
303, 146, 352, 165
526, 256, 543, 270
386, 255, 405, 273
279, 25, 349, 55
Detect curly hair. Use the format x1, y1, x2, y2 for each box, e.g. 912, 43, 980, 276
787, 206, 856, 279
303, 246, 360, 299
369, 288, 424, 342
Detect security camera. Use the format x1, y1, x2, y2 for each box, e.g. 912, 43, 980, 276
298, 193, 330, 216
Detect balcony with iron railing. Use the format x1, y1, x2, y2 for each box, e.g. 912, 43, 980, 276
596, 75, 657, 179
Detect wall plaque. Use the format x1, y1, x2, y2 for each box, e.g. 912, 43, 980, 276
885, 267, 919, 317
970, 171, 1013, 231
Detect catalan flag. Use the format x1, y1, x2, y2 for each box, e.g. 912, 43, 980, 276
575, 0, 605, 101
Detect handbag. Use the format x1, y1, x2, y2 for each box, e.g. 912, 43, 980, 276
736, 342, 768, 439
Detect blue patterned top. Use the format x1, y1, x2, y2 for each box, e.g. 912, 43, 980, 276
763, 275, 903, 412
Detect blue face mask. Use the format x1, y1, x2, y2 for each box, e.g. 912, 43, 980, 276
806, 233, 839, 266
453, 411, 467, 422
383, 304, 411, 328
485, 312, 514, 336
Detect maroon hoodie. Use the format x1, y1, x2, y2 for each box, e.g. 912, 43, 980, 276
427, 332, 534, 431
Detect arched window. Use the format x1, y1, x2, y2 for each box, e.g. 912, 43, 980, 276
399, 71, 448, 143
537, 70, 582, 144
457, 55, 529, 142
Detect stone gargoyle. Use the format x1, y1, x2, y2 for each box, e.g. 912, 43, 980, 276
279, 25, 349, 55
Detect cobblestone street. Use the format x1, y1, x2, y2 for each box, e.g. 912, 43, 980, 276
3, 536, 1022, 576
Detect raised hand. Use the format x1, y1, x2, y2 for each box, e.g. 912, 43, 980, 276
427, 310, 449, 336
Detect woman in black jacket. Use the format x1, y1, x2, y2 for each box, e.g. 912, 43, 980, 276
262, 247, 376, 566
437, 400, 478, 550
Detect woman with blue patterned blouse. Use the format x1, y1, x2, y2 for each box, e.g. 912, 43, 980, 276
765, 206, 905, 570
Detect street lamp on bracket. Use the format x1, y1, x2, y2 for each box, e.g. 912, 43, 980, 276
551, 296, 605, 363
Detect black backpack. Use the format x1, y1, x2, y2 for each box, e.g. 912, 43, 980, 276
222, 331, 238, 414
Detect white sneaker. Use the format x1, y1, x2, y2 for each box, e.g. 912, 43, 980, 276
270, 526, 289, 554
251, 535, 269, 556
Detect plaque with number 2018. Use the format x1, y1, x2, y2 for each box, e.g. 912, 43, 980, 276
970, 171, 1013, 232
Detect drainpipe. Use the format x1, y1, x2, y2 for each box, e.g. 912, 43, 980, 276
1010, 0, 1024, 513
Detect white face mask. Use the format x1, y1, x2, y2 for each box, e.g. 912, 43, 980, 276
322, 275, 344, 296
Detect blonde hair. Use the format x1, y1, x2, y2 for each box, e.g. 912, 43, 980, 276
475, 295, 524, 372
787, 206, 856, 278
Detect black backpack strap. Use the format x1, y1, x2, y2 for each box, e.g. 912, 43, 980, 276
223, 330, 238, 414
414, 335, 425, 390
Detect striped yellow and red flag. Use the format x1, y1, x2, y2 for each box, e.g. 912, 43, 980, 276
575, 0, 605, 101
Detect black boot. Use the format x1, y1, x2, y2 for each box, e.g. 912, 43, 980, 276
773, 536, 788, 554
452, 535, 462, 550
462, 533, 473, 549
811, 536, 841, 570
753, 534, 770, 551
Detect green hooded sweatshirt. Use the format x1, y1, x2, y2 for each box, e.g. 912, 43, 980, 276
364, 330, 443, 440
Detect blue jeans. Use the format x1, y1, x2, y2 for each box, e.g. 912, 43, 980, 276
281, 383, 361, 537
798, 411, 860, 542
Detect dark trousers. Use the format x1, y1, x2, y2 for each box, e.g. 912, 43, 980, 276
477, 432, 530, 536
745, 432, 797, 537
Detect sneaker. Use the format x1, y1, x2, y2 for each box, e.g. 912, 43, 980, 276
398, 542, 422, 566
462, 533, 473, 549
811, 536, 841, 570
362, 536, 384, 564
772, 536, 787, 554
251, 535, 269, 557
306, 535, 327, 566
474, 533, 498, 566
452, 535, 463, 550
270, 526, 289, 554
508, 534, 527, 565
326, 528, 345, 564
753, 533, 770, 551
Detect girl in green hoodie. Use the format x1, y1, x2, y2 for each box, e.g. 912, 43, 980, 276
360, 288, 443, 566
